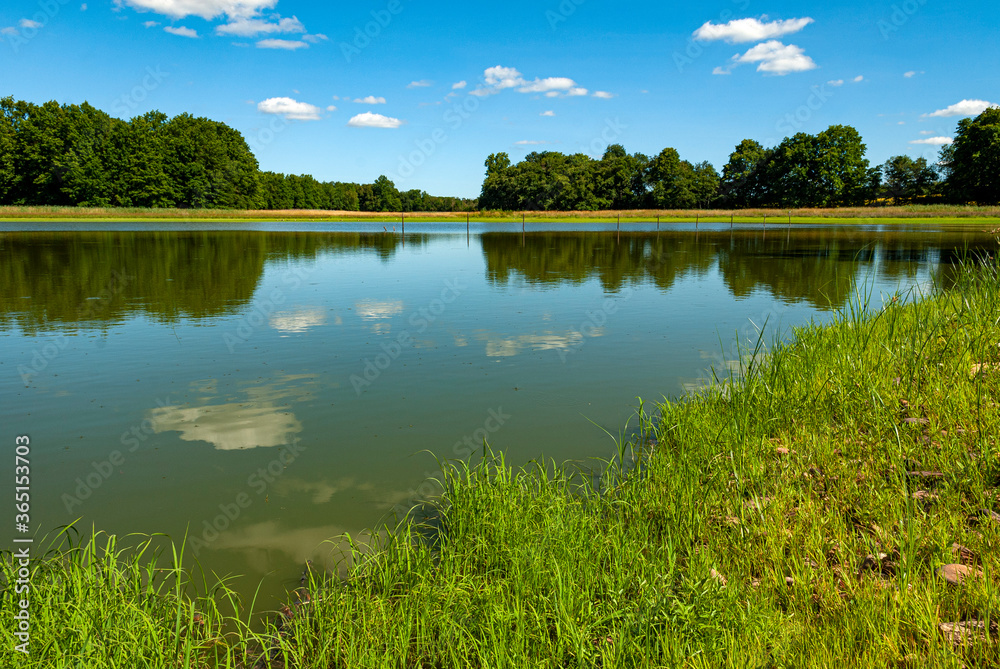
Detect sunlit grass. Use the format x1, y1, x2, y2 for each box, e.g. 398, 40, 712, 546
0, 203, 998, 224
3, 253, 999, 667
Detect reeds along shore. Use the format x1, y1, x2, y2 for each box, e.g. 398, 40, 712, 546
0, 203, 999, 222
3, 255, 1000, 667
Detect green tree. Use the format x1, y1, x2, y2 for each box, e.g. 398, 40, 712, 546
480, 152, 517, 210
881, 155, 939, 204
720, 139, 771, 207
813, 125, 870, 206
160, 113, 261, 209
370, 175, 402, 211
944, 107, 1000, 204
595, 145, 644, 209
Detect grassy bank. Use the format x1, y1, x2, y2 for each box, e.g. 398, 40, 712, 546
1, 204, 999, 225
4, 257, 1000, 667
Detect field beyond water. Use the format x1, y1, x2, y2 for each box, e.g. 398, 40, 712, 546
3, 257, 1000, 667
1, 204, 1000, 225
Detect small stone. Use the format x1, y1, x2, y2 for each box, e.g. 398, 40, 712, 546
951, 543, 977, 565
785, 576, 795, 586
911, 490, 939, 503
903, 417, 930, 425
939, 620, 994, 646
709, 569, 727, 586
775, 447, 793, 457
907, 471, 945, 480
937, 563, 978, 585
859, 553, 888, 572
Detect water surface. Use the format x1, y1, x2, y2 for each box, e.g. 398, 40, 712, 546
1, 222, 994, 605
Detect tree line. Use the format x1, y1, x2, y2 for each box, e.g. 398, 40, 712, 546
2, 96, 996, 211
0, 97, 475, 212
480, 109, 1000, 209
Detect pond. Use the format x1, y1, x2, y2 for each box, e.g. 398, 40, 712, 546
1, 221, 995, 607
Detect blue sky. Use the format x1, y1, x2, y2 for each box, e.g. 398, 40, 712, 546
1, 0, 997, 198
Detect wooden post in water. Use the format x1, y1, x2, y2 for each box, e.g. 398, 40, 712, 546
401, 212, 405, 235
617, 213, 620, 231
763, 214, 766, 228
730, 214, 734, 228
656, 215, 659, 231
696, 212, 699, 228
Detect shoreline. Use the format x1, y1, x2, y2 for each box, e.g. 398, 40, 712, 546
1, 204, 999, 226
3, 253, 999, 666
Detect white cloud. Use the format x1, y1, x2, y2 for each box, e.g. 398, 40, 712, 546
257, 97, 322, 121
452, 80, 467, 90
470, 66, 599, 98
81, 3, 88, 9
114, 0, 280, 21
853, 75, 864, 83
693, 17, 814, 43
540, 110, 555, 117
407, 80, 433, 88
478, 65, 525, 94
592, 91, 614, 99
728, 40, 817, 76
904, 71, 916, 78
326, 105, 337, 112
20, 19, 43, 29
164, 25, 198, 37
925, 99, 997, 118
143, 20, 160, 27
0, 27, 18, 35
516, 140, 551, 145
348, 112, 403, 129
919, 130, 935, 135
519, 77, 576, 94
301, 33, 327, 43
828, 79, 844, 86
216, 15, 303, 36
353, 96, 386, 104
712, 66, 731, 75
256, 38, 307, 50
910, 137, 954, 145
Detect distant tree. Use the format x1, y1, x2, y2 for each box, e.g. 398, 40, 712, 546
160, 113, 262, 209
479, 152, 517, 210
720, 139, 770, 207
370, 175, 402, 211
813, 125, 870, 206
943, 107, 1000, 204
881, 155, 939, 204
595, 145, 644, 209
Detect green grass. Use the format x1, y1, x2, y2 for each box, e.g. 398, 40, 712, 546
3, 255, 1000, 667
0, 204, 999, 225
